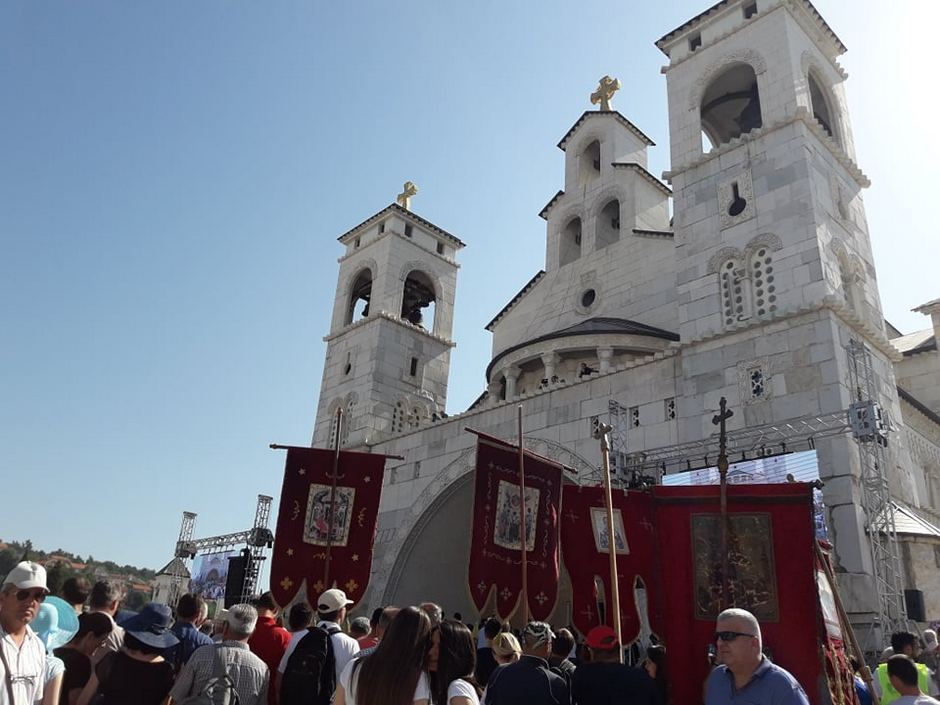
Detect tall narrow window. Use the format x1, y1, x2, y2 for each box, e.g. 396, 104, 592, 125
409, 357, 418, 376
750, 248, 776, 317
596, 200, 621, 249
808, 73, 837, 141
404, 224, 413, 238
665, 398, 676, 420
579, 140, 601, 185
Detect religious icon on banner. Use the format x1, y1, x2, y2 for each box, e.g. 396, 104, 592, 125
493, 480, 540, 551
590, 507, 629, 554
691, 513, 778, 620
303, 484, 356, 546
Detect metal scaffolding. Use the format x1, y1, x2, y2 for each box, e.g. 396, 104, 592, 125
846, 340, 910, 641
168, 495, 275, 607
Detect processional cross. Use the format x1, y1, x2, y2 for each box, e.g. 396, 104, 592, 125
712, 397, 734, 608
590, 75, 622, 111
396, 181, 418, 210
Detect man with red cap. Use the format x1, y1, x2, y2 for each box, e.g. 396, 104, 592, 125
570, 626, 658, 705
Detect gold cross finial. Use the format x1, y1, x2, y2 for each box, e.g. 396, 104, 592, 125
590, 75, 622, 111
396, 181, 418, 210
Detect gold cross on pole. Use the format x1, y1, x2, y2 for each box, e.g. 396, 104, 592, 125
590, 75, 622, 111
396, 181, 418, 210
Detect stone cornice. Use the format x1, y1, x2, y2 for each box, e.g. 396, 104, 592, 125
323, 310, 456, 347
663, 108, 870, 188
336, 229, 460, 268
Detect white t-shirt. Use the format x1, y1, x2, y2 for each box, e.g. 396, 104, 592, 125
894, 696, 940, 705
0, 626, 46, 705
338, 658, 430, 705
447, 678, 480, 704
277, 622, 360, 684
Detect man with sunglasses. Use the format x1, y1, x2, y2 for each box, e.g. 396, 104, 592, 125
0, 561, 50, 705
705, 608, 809, 705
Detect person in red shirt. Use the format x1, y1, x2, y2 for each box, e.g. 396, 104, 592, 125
247, 591, 290, 705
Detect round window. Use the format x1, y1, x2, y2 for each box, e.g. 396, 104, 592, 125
581, 289, 597, 308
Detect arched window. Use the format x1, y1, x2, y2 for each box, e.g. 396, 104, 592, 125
346, 269, 372, 325
749, 247, 777, 317
341, 397, 356, 446
579, 140, 601, 185
559, 217, 582, 266
391, 401, 405, 434
701, 63, 762, 147
807, 72, 837, 142
400, 270, 437, 332
596, 199, 620, 249
719, 257, 751, 326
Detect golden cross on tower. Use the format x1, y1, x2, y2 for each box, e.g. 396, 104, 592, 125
396, 181, 418, 210
590, 75, 622, 111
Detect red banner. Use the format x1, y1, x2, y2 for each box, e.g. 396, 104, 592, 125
561, 486, 662, 641
467, 432, 564, 621
651, 483, 820, 705
270, 447, 386, 608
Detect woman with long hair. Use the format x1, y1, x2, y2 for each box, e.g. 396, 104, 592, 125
429, 619, 482, 705
335, 606, 433, 705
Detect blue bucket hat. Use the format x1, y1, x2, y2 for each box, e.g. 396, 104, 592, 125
32, 597, 79, 652
121, 602, 179, 650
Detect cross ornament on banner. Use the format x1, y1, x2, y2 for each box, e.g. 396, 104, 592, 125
590, 75, 622, 111
711, 396, 735, 608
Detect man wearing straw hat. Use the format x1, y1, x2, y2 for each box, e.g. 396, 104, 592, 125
0, 561, 50, 705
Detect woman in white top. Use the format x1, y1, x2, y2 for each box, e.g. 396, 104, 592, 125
428, 619, 482, 705
335, 606, 433, 705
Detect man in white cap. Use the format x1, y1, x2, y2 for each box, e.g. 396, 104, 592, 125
277, 588, 359, 696
0, 561, 50, 705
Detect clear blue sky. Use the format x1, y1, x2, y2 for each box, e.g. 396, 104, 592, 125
2, 1, 936, 573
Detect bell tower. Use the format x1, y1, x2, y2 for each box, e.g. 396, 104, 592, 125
312, 184, 464, 448
658, 0, 921, 637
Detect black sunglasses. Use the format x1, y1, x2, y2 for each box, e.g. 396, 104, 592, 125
15, 589, 47, 603
714, 631, 755, 642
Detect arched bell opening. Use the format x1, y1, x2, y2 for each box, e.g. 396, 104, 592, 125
346, 268, 373, 325
560, 217, 583, 267
596, 199, 621, 250
808, 72, 838, 144
579, 140, 602, 185
700, 63, 763, 147
401, 270, 437, 332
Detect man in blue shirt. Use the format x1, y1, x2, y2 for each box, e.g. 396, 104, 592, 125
166, 593, 213, 671
704, 608, 810, 705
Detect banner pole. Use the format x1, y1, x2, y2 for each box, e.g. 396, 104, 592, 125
595, 421, 622, 659
323, 407, 343, 590
713, 398, 733, 609
518, 405, 529, 625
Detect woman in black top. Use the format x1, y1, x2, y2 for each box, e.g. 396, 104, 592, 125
77, 603, 179, 705
54, 612, 113, 705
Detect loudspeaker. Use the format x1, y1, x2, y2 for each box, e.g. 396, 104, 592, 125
904, 589, 926, 622
225, 555, 248, 608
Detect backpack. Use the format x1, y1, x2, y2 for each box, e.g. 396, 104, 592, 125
179, 646, 240, 705
280, 625, 340, 705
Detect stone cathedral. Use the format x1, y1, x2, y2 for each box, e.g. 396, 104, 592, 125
311, 0, 940, 635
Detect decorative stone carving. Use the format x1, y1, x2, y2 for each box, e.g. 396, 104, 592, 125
717, 170, 755, 229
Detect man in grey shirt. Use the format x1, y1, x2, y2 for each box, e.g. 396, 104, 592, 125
169, 604, 269, 705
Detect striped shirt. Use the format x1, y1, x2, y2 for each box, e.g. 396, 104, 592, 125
170, 641, 269, 705
0, 625, 46, 705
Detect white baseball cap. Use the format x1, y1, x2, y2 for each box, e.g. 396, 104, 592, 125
317, 588, 354, 612
4, 562, 48, 591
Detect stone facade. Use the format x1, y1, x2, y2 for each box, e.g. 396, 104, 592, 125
310, 0, 940, 633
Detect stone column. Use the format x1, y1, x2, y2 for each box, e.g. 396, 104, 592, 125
541, 352, 559, 386
598, 346, 613, 374
504, 366, 520, 399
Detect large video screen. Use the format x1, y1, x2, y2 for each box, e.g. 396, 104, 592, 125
189, 550, 235, 600
660, 449, 827, 539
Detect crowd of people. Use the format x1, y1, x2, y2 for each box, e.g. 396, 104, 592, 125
2, 560, 939, 705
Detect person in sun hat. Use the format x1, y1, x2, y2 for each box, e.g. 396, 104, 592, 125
31, 596, 79, 705
0, 561, 50, 705
569, 625, 659, 705
76, 602, 179, 705
483, 621, 569, 705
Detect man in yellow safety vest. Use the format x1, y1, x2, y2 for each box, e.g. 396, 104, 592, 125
874, 632, 939, 704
